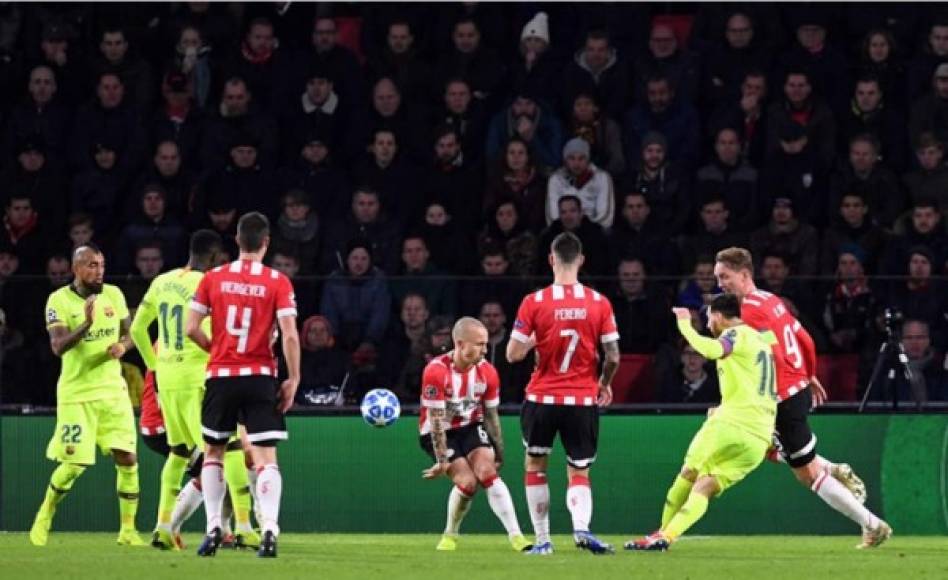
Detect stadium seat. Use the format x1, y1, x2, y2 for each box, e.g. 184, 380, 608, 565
613, 354, 655, 403
816, 354, 860, 402
651, 14, 694, 49
334, 16, 365, 63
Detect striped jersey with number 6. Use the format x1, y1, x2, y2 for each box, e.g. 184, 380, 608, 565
512, 283, 619, 405
190, 259, 297, 378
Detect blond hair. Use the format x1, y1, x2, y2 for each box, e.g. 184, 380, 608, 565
715, 247, 754, 274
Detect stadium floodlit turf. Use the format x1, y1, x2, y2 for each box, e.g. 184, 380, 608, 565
1, 533, 945, 579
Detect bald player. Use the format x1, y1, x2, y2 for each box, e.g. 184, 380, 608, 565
30, 244, 144, 547
419, 317, 532, 553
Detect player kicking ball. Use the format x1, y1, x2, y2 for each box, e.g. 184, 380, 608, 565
627, 296, 777, 551
420, 317, 532, 553
714, 247, 891, 548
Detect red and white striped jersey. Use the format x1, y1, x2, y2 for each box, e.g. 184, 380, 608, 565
741, 289, 818, 401
511, 283, 619, 405
139, 369, 164, 436
190, 259, 297, 379
419, 353, 500, 435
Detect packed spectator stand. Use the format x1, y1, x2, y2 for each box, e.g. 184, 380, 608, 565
0, 3, 945, 410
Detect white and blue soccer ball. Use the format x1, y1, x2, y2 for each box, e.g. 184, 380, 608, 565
361, 388, 401, 428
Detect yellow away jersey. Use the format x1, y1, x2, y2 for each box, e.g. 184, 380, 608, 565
45, 284, 129, 403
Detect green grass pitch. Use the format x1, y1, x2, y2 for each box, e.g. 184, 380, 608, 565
1, 533, 946, 580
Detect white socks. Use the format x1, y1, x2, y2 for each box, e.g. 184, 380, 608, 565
256, 464, 283, 536
200, 461, 225, 533
247, 467, 263, 526
566, 475, 592, 533
445, 485, 475, 535
812, 470, 878, 529
525, 471, 551, 544
483, 477, 522, 537
170, 478, 204, 534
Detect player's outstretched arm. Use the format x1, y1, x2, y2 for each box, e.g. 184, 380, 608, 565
673, 308, 726, 360
185, 308, 211, 352
106, 316, 135, 359
129, 299, 158, 369
483, 406, 504, 467
277, 315, 301, 413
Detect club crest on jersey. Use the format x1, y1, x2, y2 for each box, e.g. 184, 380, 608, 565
423, 385, 439, 399
65, 445, 75, 456
104, 306, 115, 318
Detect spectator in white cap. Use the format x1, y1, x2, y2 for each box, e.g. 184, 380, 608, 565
546, 137, 615, 228
509, 12, 559, 107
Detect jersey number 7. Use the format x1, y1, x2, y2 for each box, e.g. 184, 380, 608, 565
558, 329, 580, 373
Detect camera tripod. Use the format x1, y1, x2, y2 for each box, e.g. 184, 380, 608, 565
858, 322, 925, 412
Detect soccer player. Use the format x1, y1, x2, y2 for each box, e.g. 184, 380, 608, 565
30, 244, 144, 546
420, 317, 532, 553
131, 230, 261, 550
714, 247, 891, 548
506, 232, 621, 555
626, 296, 778, 550
138, 367, 200, 550
187, 212, 300, 558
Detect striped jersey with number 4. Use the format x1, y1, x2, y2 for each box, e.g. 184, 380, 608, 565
740, 289, 817, 401
190, 259, 297, 378
512, 283, 619, 405
418, 353, 500, 435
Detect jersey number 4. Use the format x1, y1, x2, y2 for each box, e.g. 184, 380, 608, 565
226, 305, 253, 353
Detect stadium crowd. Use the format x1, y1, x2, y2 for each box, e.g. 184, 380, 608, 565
0, 3, 945, 407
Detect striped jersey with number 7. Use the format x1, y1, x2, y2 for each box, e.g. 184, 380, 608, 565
511, 283, 619, 406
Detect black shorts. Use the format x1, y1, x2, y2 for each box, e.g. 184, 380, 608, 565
419, 423, 494, 462
774, 387, 817, 468
520, 401, 599, 469
142, 432, 170, 457
202, 376, 287, 447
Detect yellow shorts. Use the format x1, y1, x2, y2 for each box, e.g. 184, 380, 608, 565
46, 396, 137, 465
683, 419, 768, 495
158, 387, 205, 449
155, 364, 206, 449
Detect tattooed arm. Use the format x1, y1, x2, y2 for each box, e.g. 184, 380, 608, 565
597, 339, 620, 407
422, 408, 450, 479
483, 406, 504, 467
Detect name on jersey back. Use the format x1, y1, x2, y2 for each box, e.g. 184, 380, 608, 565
554, 308, 587, 321
220, 281, 268, 297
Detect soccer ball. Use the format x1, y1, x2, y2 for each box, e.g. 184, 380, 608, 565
361, 389, 401, 428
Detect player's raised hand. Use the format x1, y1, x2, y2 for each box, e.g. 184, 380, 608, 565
83, 294, 97, 324
597, 382, 613, 407
671, 307, 691, 321
422, 461, 449, 480
808, 376, 828, 408
277, 378, 299, 413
